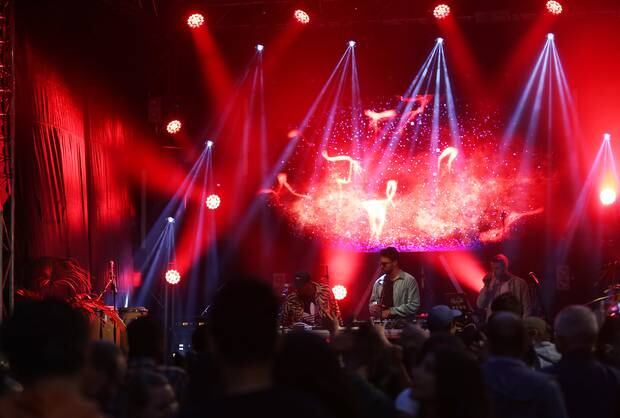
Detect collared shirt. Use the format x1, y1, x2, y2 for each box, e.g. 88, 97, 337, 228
280, 282, 342, 327
369, 271, 420, 318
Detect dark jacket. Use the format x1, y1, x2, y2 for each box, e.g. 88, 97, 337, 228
482, 356, 567, 418
543, 351, 620, 418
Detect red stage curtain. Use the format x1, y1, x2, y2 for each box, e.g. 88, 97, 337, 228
16, 43, 134, 293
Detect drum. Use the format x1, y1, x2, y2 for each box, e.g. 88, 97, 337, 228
119, 307, 148, 326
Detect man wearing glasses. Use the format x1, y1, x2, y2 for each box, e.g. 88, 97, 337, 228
369, 247, 420, 320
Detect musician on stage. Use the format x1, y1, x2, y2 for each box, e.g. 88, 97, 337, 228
369, 247, 420, 320
280, 272, 342, 327
476, 254, 532, 318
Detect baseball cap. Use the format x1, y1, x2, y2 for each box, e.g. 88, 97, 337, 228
427, 305, 462, 331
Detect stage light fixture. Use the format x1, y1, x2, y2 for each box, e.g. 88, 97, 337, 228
167, 217, 175, 224
547, 33, 555, 41
166, 120, 182, 134
546, 0, 563, 15
187, 13, 205, 29
165, 269, 181, 285
294, 9, 310, 24
433, 4, 451, 19
332, 285, 347, 301
256, 44, 264, 52
604, 133, 611, 141
600, 187, 617, 206
436, 37, 444, 44
348, 40, 356, 48
206, 194, 221, 210
206, 140, 214, 148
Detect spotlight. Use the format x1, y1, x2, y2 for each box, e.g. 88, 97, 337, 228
546, 0, 563, 15
433, 4, 451, 19
436, 37, 444, 44
600, 187, 617, 206
256, 44, 264, 52
206, 194, 221, 210
165, 269, 181, 285
332, 285, 347, 301
348, 40, 356, 48
166, 120, 182, 134
187, 13, 205, 29
206, 140, 214, 148
167, 217, 175, 224
294, 9, 310, 24
604, 133, 611, 141
547, 33, 555, 41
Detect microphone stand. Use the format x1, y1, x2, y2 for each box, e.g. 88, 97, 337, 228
110, 261, 118, 344
528, 272, 548, 322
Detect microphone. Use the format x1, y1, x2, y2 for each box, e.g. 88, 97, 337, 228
528, 272, 540, 286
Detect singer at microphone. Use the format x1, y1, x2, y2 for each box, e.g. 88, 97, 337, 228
476, 254, 533, 318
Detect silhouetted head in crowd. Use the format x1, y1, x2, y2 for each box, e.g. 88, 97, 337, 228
486, 312, 528, 358
124, 370, 178, 418
0, 299, 89, 385
412, 335, 490, 418
491, 292, 523, 317
275, 331, 360, 418
524, 316, 552, 345
81, 341, 126, 415
554, 305, 598, 354
379, 246, 400, 276
427, 305, 461, 334
207, 277, 279, 367
597, 316, 620, 368
127, 316, 164, 363
191, 324, 209, 354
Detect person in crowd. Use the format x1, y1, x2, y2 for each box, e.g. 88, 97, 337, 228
332, 325, 398, 418
0, 299, 103, 418
337, 322, 410, 401
523, 316, 561, 368
81, 341, 127, 418
123, 370, 178, 418
183, 325, 222, 408
401, 334, 490, 418
543, 305, 620, 418
477, 254, 531, 318
596, 315, 620, 369
183, 276, 330, 417
280, 272, 342, 327
426, 305, 461, 335
482, 312, 567, 418
369, 247, 420, 320
274, 331, 362, 418
126, 316, 188, 403
490, 292, 524, 317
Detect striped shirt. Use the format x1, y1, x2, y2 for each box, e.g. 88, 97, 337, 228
280, 282, 342, 327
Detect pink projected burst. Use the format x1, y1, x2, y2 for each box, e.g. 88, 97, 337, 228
263, 149, 543, 251
262, 93, 545, 252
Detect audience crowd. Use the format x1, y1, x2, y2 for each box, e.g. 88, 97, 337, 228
0, 275, 619, 418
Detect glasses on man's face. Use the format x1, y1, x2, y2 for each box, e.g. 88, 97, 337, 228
380, 261, 392, 266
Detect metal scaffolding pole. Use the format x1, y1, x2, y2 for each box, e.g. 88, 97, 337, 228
0, 0, 14, 321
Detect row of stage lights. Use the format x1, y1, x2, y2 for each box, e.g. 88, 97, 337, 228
163, 264, 349, 302
186, 0, 563, 31
433, 1, 562, 19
